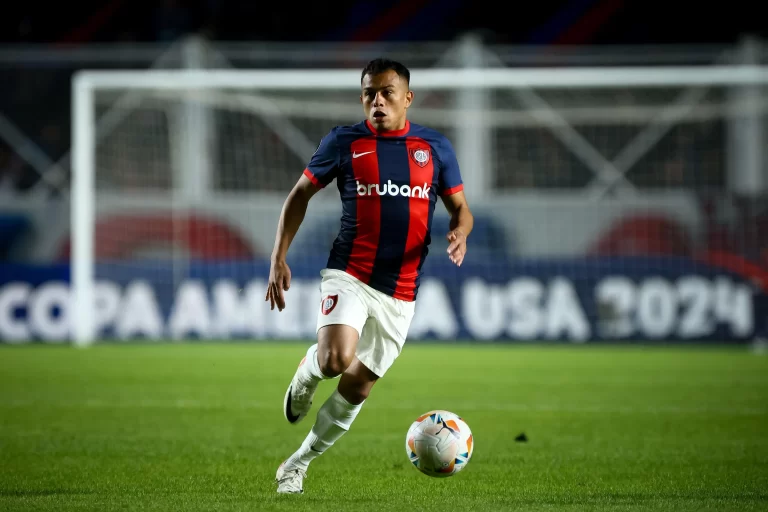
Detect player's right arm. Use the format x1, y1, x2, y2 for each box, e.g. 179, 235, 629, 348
266, 128, 340, 311
266, 174, 322, 311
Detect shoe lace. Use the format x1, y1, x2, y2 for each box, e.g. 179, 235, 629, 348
293, 381, 315, 404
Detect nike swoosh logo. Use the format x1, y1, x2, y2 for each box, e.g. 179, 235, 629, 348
285, 385, 300, 423
352, 151, 374, 159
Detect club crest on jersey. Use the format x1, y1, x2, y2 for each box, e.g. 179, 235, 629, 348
321, 294, 338, 315
409, 148, 430, 167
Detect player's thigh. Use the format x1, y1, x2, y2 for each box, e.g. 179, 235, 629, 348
316, 270, 369, 374
355, 296, 416, 378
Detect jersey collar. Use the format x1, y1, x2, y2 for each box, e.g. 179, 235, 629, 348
365, 119, 410, 137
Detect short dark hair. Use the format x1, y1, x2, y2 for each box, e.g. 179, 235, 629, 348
361, 58, 410, 85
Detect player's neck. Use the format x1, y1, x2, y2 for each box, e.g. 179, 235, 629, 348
365, 119, 410, 137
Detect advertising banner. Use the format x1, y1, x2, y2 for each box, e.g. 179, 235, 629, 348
0, 256, 765, 343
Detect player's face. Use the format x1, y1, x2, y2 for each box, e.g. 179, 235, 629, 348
360, 70, 414, 132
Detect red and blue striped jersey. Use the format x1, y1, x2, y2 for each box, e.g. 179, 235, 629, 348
303, 120, 464, 302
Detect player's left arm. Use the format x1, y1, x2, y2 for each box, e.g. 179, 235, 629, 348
442, 191, 473, 267
436, 135, 473, 267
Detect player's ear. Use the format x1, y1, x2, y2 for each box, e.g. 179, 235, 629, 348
405, 90, 414, 108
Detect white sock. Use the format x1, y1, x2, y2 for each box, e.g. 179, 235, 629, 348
285, 389, 363, 470
296, 344, 329, 386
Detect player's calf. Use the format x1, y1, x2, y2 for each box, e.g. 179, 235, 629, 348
280, 387, 364, 482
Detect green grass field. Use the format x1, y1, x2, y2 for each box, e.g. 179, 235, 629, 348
1, 342, 767, 511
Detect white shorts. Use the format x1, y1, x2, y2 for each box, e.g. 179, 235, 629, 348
316, 268, 416, 377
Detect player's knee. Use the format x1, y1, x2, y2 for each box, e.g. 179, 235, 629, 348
317, 325, 358, 377
318, 347, 354, 377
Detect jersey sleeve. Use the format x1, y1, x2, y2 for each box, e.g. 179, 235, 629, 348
303, 128, 340, 188
436, 136, 464, 196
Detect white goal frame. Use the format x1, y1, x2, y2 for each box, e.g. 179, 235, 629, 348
71, 65, 768, 346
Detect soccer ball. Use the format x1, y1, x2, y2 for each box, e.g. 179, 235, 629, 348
405, 410, 474, 477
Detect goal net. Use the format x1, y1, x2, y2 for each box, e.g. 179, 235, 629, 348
70, 66, 768, 345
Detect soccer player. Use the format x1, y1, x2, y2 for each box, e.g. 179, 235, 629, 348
265, 57, 474, 494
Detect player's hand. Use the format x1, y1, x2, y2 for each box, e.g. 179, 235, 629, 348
266, 259, 291, 311
446, 229, 467, 267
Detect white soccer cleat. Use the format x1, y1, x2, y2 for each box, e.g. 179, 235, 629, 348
283, 351, 318, 424
275, 462, 306, 494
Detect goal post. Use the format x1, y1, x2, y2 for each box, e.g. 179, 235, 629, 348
70, 65, 768, 346
72, 73, 96, 347
72, 65, 768, 90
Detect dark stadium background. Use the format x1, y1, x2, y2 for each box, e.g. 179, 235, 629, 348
0, 0, 766, 45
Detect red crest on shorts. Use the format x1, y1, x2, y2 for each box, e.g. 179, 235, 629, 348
321, 294, 338, 315
409, 148, 430, 167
